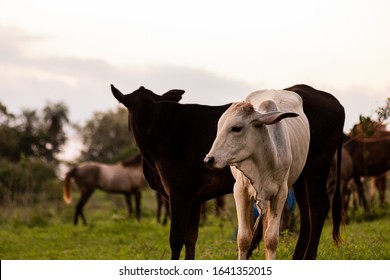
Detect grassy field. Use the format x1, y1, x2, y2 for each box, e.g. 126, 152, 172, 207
0, 188, 389, 260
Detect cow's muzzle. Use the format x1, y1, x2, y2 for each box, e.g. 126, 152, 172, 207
204, 156, 215, 167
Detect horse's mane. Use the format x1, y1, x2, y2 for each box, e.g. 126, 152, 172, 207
121, 154, 142, 167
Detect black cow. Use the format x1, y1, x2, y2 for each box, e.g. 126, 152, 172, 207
112, 85, 235, 259
111, 84, 344, 260
284, 84, 345, 259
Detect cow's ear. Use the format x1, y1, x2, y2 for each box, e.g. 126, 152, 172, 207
162, 89, 185, 102
111, 84, 124, 103
251, 111, 299, 126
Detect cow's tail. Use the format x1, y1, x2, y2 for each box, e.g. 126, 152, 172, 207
332, 139, 344, 246
248, 215, 263, 258
64, 168, 77, 204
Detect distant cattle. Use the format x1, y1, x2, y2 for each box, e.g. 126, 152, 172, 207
112, 84, 344, 260
111, 85, 235, 259
156, 193, 170, 225
327, 147, 354, 219
343, 135, 390, 210
205, 89, 310, 259
64, 155, 147, 225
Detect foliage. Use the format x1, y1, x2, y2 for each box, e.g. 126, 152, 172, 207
0, 101, 69, 165
351, 98, 390, 137
376, 97, 390, 123
79, 106, 137, 163
0, 157, 60, 206
0, 100, 68, 206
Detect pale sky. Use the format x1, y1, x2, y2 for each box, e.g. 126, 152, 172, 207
1, 0, 389, 160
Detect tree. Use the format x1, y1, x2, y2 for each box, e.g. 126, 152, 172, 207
0, 100, 67, 205
42, 102, 70, 164
376, 97, 390, 124
79, 107, 137, 163
351, 98, 390, 137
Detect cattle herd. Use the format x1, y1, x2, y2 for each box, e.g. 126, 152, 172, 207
63, 84, 389, 260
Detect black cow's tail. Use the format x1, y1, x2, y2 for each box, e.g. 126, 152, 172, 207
248, 215, 263, 258
332, 139, 344, 246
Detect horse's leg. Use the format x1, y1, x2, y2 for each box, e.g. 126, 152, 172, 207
74, 189, 94, 226
124, 194, 133, 218
134, 190, 141, 221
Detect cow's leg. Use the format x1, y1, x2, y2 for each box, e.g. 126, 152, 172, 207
263, 186, 288, 260
74, 189, 94, 226
184, 201, 202, 259
156, 193, 162, 223
304, 172, 331, 259
292, 175, 310, 259
234, 181, 255, 260
169, 195, 193, 259
354, 175, 368, 211
375, 175, 386, 207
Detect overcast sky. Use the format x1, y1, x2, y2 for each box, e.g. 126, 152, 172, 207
1, 0, 389, 159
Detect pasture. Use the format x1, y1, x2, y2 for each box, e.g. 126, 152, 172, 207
0, 187, 389, 260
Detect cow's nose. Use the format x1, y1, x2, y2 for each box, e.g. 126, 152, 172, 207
204, 156, 215, 167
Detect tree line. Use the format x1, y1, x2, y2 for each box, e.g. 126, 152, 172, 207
0, 97, 388, 206
0, 100, 137, 206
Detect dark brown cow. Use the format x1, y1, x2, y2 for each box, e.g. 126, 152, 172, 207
327, 147, 354, 219
111, 84, 344, 259
343, 135, 390, 210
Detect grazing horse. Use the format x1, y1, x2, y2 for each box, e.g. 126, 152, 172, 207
205, 90, 310, 259
64, 155, 147, 225
112, 84, 344, 260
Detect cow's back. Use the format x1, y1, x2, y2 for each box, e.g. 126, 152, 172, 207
245, 89, 310, 185
285, 84, 345, 159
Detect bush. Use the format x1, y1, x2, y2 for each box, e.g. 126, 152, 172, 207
0, 157, 61, 206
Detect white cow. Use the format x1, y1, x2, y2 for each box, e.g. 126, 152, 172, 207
204, 89, 310, 260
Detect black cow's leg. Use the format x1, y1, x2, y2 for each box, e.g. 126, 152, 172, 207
292, 175, 310, 259
304, 171, 330, 259
169, 196, 191, 259
184, 201, 202, 259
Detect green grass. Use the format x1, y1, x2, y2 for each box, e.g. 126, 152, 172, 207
0, 188, 389, 260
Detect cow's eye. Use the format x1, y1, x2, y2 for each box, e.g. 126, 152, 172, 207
231, 126, 243, 133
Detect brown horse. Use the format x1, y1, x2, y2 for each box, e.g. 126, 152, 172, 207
64, 155, 147, 225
